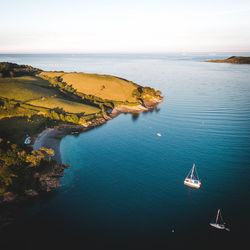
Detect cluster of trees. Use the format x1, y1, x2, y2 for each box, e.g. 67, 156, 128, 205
132, 86, 162, 99
0, 97, 43, 120
0, 138, 55, 194
0, 98, 16, 110
0, 96, 84, 124
0, 96, 104, 128
45, 107, 81, 124
0, 62, 41, 78
45, 107, 104, 124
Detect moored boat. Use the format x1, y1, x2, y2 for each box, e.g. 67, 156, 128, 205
184, 163, 201, 188
209, 209, 230, 231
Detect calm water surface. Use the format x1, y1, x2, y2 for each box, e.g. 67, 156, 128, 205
1, 53, 250, 249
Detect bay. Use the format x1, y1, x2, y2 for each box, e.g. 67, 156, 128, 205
1, 53, 250, 249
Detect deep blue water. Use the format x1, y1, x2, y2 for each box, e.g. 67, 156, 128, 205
1, 53, 250, 249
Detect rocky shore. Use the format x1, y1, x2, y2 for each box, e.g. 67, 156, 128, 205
0, 163, 69, 203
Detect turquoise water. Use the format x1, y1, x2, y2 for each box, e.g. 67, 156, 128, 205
1, 53, 250, 249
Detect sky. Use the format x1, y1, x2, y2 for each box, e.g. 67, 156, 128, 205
1, 0, 250, 53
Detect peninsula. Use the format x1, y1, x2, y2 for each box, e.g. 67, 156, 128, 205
0, 62, 163, 204
205, 56, 250, 64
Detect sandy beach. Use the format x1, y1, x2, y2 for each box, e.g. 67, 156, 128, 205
33, 128, 64, 163
32, 124, 93, 164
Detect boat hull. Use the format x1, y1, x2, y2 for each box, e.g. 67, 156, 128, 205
184, 178, 201, 189
209, 223, 225, 230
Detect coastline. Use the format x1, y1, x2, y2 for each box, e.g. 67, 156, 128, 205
1, 102, 161, 205
32, 100, 163, 166
0, 61, 165, 229
33, 128, 62, 163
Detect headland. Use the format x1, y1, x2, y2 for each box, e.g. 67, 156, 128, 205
0, 62, 163, 205
205, 56, 250, 64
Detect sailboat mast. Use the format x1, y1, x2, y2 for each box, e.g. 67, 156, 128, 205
190, 164, 195, 179
216, 209, 220, 223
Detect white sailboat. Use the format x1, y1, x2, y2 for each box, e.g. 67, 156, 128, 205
209, 209, 230, 231
184, 163, 201, 188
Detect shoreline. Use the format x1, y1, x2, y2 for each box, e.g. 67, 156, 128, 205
33, 128, 62, 163
0, 100, 163, 207
0, 99, 163, 207
32, 101, 163, 165
32, 117, 108, 164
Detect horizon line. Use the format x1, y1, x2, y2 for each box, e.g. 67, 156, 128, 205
1, 51, 250, 55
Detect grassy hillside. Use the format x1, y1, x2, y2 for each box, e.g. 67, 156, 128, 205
27, 97, 99, 114
61, 73, 138, 102
0, 76, 57, 101
39, 71, 139, 102
0, 62, 162, 127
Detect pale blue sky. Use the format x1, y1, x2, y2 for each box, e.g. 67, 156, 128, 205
1, 0, 250, 53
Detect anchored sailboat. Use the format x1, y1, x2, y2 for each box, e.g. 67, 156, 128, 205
184, 163, 201, 188
209, 209, 230, 231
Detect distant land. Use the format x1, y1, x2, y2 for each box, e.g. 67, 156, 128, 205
205, 56, 250, 64
0, 62, 163, 207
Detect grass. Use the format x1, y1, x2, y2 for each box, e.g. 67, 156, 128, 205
0, 76, 57, 102
0, 70, 159, 129
27, 97, 100, 114
39, 72, 139, 102
0, 76, 100, 115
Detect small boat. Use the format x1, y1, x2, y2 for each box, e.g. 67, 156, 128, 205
209, 209, 230, 231
184, 163, 201, 188
157, 133, 162, 136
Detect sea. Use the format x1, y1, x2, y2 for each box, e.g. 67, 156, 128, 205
0, 53, 250, 249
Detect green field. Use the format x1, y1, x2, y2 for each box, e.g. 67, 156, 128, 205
27, 97, 100, 114
0, 76, 100, 115
0, 76, 56, 102
39, 71, 139, 102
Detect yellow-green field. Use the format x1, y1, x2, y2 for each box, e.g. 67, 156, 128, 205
0, 76, 56, 101
27, 97, 100, 114
0, 76, 100, 114
39, 72, 138, 102
0, 71, 150, 120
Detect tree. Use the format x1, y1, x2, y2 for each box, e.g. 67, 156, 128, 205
40, 147, 55, 162
40, 147, 55, 157
0, 160, 17, 193
26, 150, 46, 167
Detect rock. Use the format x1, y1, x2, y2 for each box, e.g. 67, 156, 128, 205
34, 172, 40, 178
24, 189, 38, 196
3, 192, 16, 202
38, 164, 69, 192
39, 176, 61, 192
